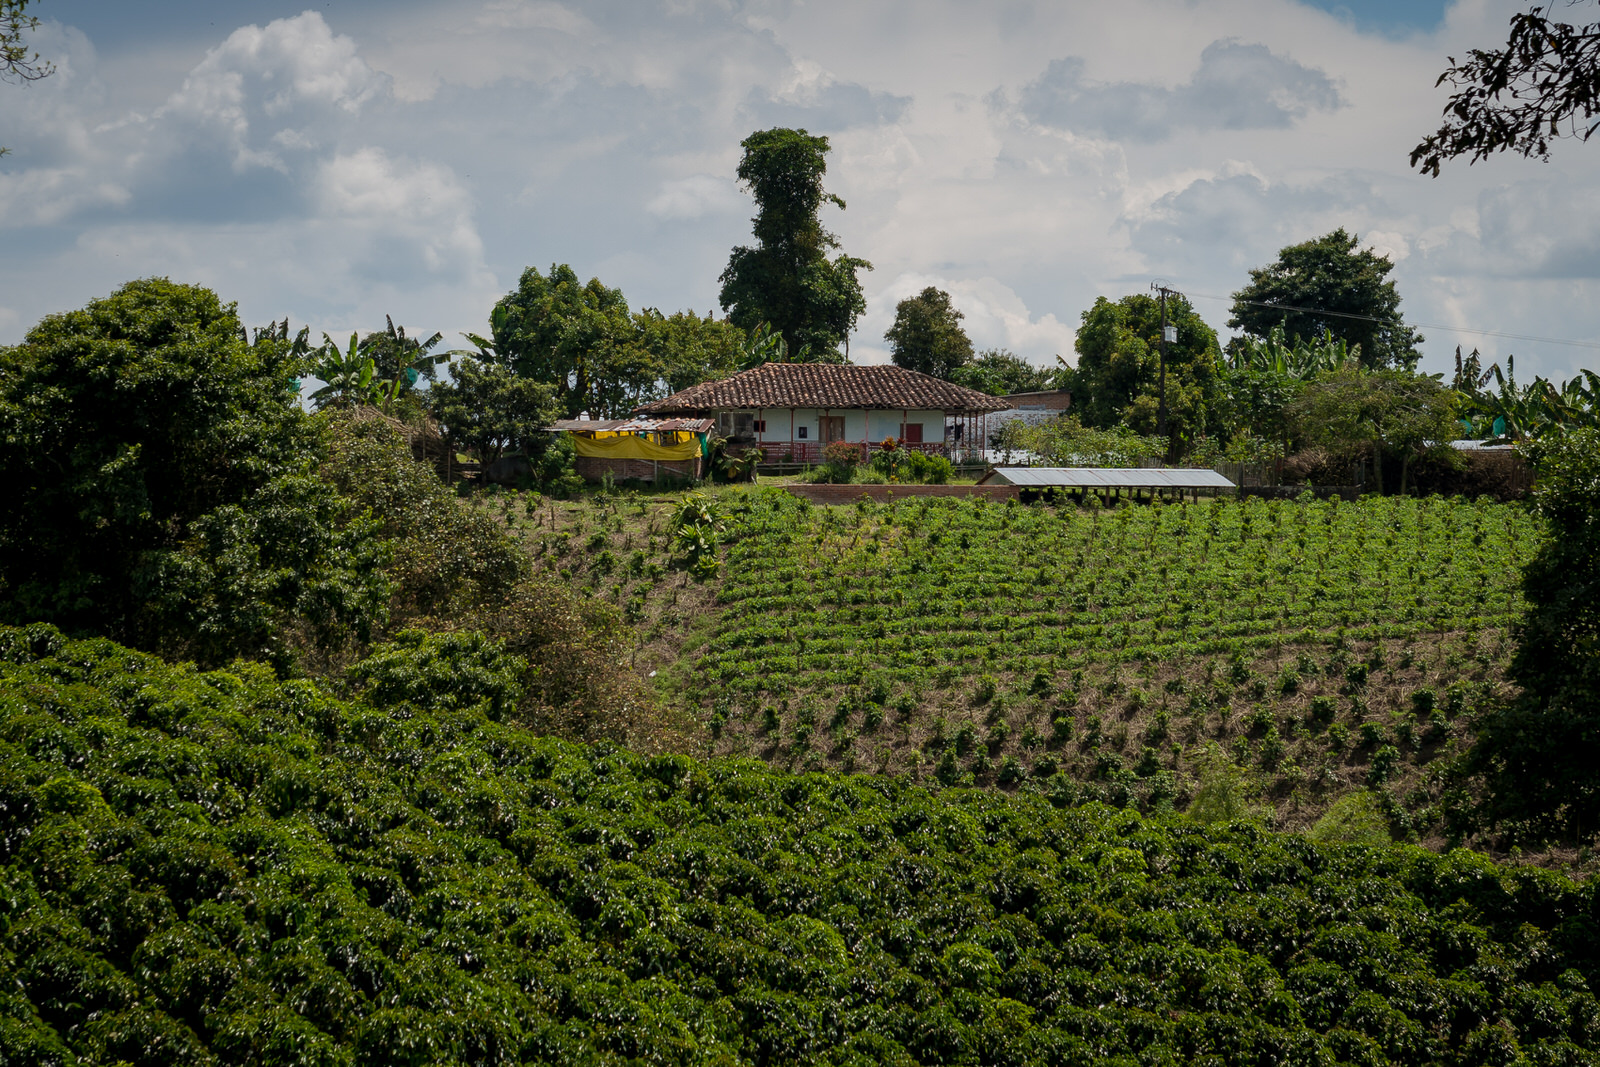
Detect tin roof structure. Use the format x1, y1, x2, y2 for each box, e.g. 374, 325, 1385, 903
635, 363, 1010, 416
977, 467, 1237, 489
549, 418, 714, 433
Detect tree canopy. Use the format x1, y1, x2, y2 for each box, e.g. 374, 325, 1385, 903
1289, 365, 1458, 495
885, 287, 973, 379
953, 348, 1059, 396
479, 264, 655, 419
0, 279, 389, 667
719, 128, 871, 359
1413, 2, 1600, 176
1228, 229, 1422, 371
1063, 292, 1221, 455
634, 308, 745, 393
428, 356, 561, 471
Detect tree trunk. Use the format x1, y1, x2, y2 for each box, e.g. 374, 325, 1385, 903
1372, 445, 1384, 495
1400, 451, 1410, 496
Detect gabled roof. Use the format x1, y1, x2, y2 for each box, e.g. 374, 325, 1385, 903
634, 362, 1011, 416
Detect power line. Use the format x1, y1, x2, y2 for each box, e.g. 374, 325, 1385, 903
1183, 291, 1600, 352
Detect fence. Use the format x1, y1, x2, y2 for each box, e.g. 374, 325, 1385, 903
754, 440, 952, 466
1136, 458, 1283, 487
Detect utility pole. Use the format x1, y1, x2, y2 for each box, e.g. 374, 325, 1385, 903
1151, 282, 1179, 459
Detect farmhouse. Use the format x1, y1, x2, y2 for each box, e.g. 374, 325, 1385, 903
634, 362, 1010, 463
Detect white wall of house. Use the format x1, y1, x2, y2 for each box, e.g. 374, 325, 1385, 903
717, 407, 948, 445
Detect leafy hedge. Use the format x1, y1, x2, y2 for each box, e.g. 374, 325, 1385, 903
4, 624, 1600, 1066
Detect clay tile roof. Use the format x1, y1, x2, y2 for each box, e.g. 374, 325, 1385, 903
634, 362, 1011, 415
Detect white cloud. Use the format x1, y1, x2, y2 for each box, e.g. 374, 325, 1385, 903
2, 0, 1596, 388
1018, 39, 1343, 141
316, 147, 490, 281
154, 12, 386, 173
646, 173, 744, 220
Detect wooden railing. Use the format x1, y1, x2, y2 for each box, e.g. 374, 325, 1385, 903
751, 440, 950, 465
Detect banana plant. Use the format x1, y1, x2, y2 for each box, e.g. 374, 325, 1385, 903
738, 321, 786, 369
370, 315, 448, 412
1225, 324, 1356, 378
307, 331, 379, 409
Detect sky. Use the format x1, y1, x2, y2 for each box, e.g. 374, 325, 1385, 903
2, 0, 1597, 383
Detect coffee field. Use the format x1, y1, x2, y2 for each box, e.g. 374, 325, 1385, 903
4, 625, 1599, 1067
513, 488, 1540, 837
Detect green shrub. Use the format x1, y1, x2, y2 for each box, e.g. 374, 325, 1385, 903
3, 625, 1598, 1067
1308, 791, 1391, 846
1186, 747, 1261, 824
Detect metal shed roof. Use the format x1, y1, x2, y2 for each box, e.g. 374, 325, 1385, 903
978, 467, 1237, 489
549, 418, 714, 433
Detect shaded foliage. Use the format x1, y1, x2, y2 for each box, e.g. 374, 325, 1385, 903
0, 280, 389, 669
1466, 428, 1600, 842
317, 414, 525, 625
427, 357, 561, 470
1413, 2, 1600, 175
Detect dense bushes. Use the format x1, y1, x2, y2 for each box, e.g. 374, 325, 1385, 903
319, 413, 526, 626
4, 626, 1600, 1065
320, 414, 675, 748
0, 281, 390, 669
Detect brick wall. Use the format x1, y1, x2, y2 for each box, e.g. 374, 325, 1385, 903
574, 456, 702, 483
785, 484, 1019, 504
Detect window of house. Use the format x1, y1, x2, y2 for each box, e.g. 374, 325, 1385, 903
717, 412, 757, 438
902, 423, 923, 443
797, 425, 808, 439
753, 419, 766, 433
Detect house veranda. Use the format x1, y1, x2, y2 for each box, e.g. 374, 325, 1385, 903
633, 362, 1010, 464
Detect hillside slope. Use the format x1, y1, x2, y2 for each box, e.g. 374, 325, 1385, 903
4, 625, 1598, 1066
509, 487, 1536, 837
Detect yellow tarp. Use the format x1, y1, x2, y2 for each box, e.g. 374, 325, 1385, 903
571, 430, 700, 461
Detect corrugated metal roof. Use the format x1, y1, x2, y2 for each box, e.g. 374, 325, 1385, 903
550, 418, 714, 433
978, 467, 1237, 489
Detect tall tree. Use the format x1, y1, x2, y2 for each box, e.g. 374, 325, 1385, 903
428, 357, 561, 470
477, 264, 658, 419
1229, 230, 1422, 371
718, 128, 871, 359
1413, 2, 1600, 176
1063, 292, 1221, 456
885, 287, 973, 379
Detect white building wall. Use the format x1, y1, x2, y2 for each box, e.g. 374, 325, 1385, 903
739, 407, 948, 444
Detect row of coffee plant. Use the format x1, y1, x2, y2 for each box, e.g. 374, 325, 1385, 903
2, 625, 1595, 1066
674, 491, 1538, 834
